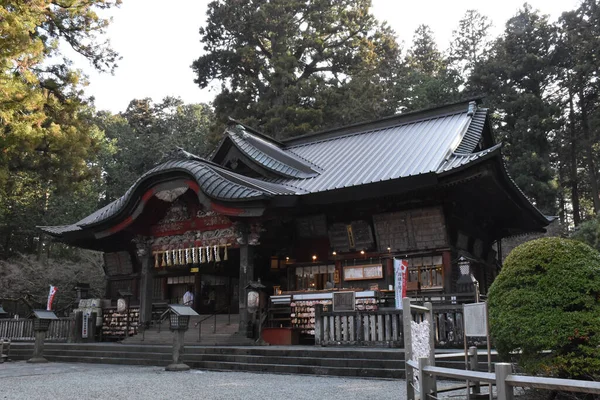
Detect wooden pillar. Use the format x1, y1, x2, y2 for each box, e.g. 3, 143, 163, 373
136, 238, 153, 327
238, 231, 254, 333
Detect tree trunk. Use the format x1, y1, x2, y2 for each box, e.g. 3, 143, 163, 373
568, 88, 581, 225
579, 88, 600, 214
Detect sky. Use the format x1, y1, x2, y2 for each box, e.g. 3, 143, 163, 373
70, 0, 580, 113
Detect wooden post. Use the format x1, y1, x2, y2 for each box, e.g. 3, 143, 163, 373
469, 346, 480, 396
495, 363, 514, 400
424, 302, 435, 367
403, 297, 414, 400
419, 357, 432, 400
238, 231, 254, 333
136, 240, 153, 327
314, 304, 322, 345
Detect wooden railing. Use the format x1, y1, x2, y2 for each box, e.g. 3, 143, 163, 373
407, 357, 600, 400
314, 305, 404, 346
313, 303, 468, 347
0, 318, 73, 342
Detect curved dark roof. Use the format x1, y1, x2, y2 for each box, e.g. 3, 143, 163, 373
41, 100, 552, 240
39, 157, 295, 236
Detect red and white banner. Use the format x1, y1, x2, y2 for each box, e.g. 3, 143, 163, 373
394, 259, 408, 309
47, 285, 57, 311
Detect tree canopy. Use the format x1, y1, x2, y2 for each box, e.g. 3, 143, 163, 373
0, 0, 121, 258
192, 0, 403, 139
488, 237, 600, 379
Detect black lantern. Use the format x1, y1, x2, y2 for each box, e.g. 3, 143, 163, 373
169, 314, 190, 331
167, 305, 198, 332
30, 310, 58, 332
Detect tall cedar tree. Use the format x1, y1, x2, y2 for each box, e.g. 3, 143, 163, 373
470, 5, 559, 215
558, 1, 600, 219
0, 1, 120, 257
448, 10, 493, 87
400, 25, 460, 111
192, 0, 402, 139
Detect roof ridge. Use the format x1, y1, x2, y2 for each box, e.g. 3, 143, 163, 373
285, 109, 466, 149
282, 98, 482, 146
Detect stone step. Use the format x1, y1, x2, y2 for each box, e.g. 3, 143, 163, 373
186, 360, 403, 379
10, 343, 406, 361
7, 342, 406, 379
29, 348, 402, 369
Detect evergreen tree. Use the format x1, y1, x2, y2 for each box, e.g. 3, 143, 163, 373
401, 25, 460, 111
99, 98, 214, 203
0, 1, 120, 257
449, 10, 493, 86
192, 0, 402, 139
470, 5, 559, 214
557, 1, 600, 218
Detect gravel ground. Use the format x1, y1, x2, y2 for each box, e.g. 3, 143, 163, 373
1, 362, 405, 400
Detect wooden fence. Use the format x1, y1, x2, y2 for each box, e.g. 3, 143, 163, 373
314, 306, 403, 346
313, 303, 465, 347
0, 318, 73, 342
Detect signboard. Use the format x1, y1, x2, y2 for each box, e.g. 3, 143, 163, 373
328, 220, 374, 252
463, 302, 488, 337
373, 207, 447, 252
343, 264, 383, 281
296, 215, 327, 238
333, 292, 356, 312
394, 259, 408, 309
82, 312, 89, 339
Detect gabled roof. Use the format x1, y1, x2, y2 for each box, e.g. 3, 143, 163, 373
212, 100, 492, 194
40, 99, 552, 242
225, 122, 320, 179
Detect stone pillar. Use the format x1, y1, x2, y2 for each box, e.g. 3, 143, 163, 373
28, 330, 48, 363
238, 230, 254, 333
136, 238, 153, 327
165, 329, 189, 371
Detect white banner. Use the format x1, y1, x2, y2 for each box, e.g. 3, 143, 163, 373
394, 259, 408, 309
47, 285, 57, 311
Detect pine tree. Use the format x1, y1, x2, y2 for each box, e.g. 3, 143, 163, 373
192, 0, 402, 139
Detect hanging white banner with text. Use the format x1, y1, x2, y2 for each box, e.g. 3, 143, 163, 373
394, 259, 408, 309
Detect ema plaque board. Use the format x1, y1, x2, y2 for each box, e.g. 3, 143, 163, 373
463, 302, 488, 337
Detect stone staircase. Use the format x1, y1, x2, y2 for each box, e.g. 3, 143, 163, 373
123, 314, 254, 345
8, 343, 405, 379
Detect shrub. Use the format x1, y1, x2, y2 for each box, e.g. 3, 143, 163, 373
488, 237, 600, 379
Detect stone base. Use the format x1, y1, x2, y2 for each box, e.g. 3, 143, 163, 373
27, 357, 48, 364
165, 363, 190, 372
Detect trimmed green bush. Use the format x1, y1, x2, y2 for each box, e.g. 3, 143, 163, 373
488, 237, 600, 379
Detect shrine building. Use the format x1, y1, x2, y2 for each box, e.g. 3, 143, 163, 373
39, 99, 552, 343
